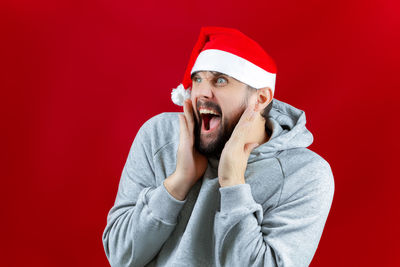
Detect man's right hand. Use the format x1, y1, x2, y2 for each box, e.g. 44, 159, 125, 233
164, 99, 208, 201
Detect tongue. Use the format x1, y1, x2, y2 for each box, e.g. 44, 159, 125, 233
209, 116, 221, 130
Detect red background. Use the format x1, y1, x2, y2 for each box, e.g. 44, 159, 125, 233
2, 0, 399, 266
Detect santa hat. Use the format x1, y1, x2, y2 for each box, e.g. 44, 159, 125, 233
171, 26, 277, 106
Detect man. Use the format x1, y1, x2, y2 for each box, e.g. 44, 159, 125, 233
102, 26, 334, 267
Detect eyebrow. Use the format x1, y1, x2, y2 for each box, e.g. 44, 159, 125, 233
191, 71, 228, 80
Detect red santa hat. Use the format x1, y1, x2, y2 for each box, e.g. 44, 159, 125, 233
171, 26, 277, 106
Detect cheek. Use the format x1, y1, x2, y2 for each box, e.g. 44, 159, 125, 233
220, 103, 235, 118
224, 104, 245, 125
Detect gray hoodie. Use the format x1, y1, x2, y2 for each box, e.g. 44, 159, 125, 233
102, 98, 334, 267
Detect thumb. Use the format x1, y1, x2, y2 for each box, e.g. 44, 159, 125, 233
244, 143, 259, 155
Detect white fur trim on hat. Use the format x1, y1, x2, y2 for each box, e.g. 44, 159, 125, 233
191, 49, 276, 93
171, 84, 192, 106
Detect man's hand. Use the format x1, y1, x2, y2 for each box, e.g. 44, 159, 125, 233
164, 99, 208, 200
218, 102, 260, 187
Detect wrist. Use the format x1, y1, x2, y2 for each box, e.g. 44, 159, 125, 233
164, 172, 192, 200
219, 176, 245, 187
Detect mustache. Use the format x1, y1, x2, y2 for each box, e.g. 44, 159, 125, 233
196, 100, 222, 115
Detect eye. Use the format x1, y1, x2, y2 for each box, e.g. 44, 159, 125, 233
193, 77, 201, 83
216, 77, 227, 85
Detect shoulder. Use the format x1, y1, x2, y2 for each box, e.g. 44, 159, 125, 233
276, 148, 334, 206
279, 148, 333, 178
139, 112, 180, 132
137, 112, 180, 139
134, 112, 181, 155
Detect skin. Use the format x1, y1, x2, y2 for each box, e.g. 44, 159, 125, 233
191, 71, 250, 157
164, 71, 273, 200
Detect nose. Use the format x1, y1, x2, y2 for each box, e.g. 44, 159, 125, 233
193, 79, 214, 99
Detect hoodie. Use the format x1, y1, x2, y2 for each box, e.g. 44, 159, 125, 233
102, 98, 335, 267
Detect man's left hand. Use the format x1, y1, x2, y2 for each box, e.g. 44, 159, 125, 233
218, 102, 260, 187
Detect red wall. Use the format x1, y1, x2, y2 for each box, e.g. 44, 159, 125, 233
2, 0, 399, 266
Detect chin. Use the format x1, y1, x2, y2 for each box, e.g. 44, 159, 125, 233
195, 129, 228, 158
194, 115, 233, 157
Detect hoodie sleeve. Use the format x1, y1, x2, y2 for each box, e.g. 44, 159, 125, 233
214, 158, 334, 267
102, 117, 186, 267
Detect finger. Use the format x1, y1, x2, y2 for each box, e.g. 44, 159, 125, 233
242, 102, 257, 123
183, 99, 195, 134
234, 103, 256, 133
231, 104, 257, 142
244, 142, 259, 155
178, 114, 189, 143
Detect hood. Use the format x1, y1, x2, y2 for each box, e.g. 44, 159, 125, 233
208, 98, 313, 167
248, 98, 313, 162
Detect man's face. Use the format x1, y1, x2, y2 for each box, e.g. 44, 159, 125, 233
190, 70, 252, 157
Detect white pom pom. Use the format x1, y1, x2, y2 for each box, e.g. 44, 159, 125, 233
171, 84, 191, 106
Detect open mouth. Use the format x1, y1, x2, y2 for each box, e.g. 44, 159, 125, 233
200, 112, 221, 133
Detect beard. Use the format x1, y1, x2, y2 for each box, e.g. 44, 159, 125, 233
193, 115, 231, 158
193, 101, 246, 158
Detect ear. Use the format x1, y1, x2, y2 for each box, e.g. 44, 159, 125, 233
254, 87, 273, 112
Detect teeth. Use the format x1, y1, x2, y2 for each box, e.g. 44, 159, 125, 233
199, 108, 220, 116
